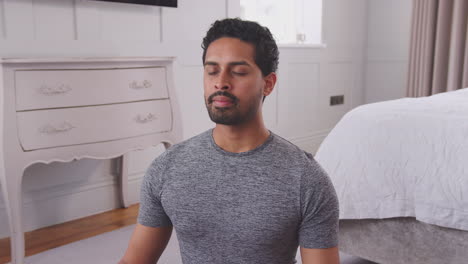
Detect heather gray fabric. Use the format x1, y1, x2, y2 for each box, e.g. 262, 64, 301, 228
138, 129, 339, 264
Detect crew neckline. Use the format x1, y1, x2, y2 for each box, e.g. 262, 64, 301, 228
208, 129, 274, 157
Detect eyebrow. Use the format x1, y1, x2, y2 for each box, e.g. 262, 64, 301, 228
204, 61, 252, 67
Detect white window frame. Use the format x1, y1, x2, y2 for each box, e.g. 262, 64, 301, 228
238, 0, 326, 49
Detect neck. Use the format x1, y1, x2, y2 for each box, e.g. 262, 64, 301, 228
212, 117, 270, 153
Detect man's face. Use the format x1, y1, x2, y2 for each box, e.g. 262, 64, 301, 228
203, 37, 269, 126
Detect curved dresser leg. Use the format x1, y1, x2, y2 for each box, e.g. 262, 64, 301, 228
1, 167, 25, 264
119, 154, 129, 208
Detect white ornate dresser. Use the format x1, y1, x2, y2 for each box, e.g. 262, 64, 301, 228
0, 57, 182, 264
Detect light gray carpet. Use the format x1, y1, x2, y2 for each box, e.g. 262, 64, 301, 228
21, 225, 374, 264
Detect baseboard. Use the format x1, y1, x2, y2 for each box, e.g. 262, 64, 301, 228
0, 173, 144, 239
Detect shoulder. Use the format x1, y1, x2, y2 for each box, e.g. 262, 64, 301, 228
168, 129, 211, 152
270, 132, 318, 168
270, 133, 331, 187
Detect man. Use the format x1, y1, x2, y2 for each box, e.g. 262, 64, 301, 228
119, 18, 339, 264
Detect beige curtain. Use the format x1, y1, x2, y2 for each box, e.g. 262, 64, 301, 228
407, 0, 468, 97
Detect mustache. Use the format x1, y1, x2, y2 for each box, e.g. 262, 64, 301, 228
207, 91, 239, 104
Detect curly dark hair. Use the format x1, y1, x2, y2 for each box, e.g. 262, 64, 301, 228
202, 18, 279, 76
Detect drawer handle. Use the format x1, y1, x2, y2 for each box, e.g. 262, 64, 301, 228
129, 80, 152, 89
38, 84, 72, 95
39, 122, 75, 134
134, 113, 158, 124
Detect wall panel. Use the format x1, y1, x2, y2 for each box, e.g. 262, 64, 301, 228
174, 65, 213, 138
0, 0, 5, 39
323, 62, 353, 107
263, 80, 278, 128
322, 0, 355, 58
75, 0, 101, 40
21, 159, 114, 194
3, 0, 34, 40
127, 144, 166, 175
226, 0, 240, 18
366, 61, 408, 103
364, 0, 412, 103
289, 130, 330, 154
367, 0, 413, 60
33, 0, 76, 40
96, 1, 161, 41
162, 0, 226, 65
318, 61, 354, 130
0, 0, 165, 56
278, 62, 320, 138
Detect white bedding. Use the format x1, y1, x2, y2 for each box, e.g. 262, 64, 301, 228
315, 88, 468, 231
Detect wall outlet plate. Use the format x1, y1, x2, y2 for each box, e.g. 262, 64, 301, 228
330, 95, 344, 106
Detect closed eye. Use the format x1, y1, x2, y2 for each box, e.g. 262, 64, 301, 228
233, 72, 247, 76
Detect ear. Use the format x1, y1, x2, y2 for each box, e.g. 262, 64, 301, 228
263, 72, 277, 97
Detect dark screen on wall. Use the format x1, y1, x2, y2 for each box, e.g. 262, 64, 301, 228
92, 0, 177, 7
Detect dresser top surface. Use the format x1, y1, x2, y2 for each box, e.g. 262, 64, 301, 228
0, 56, 175, 64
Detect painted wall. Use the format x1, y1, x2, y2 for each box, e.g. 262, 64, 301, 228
0, 0, 370, 240
364, 0, 413, 103
0, 0, 230, 239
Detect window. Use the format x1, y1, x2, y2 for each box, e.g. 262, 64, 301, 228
240, 0, 323, 45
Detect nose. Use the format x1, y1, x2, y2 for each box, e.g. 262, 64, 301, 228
215, 71, 231, 90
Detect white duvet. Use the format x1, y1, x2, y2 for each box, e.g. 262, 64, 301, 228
316, 88, 468, 231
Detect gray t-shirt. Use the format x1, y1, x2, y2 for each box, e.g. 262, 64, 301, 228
138, 129, 338, 264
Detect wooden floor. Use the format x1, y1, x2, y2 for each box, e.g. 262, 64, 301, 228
0, 204, 139, 264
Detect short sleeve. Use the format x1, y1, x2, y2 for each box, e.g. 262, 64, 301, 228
137, 158, 173, 228
298, 156, 339, 248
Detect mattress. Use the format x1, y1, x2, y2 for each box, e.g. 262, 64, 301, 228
316, 88, 468, 231
339, 218, 468, 264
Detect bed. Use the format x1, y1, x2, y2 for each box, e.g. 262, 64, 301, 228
315, 88, 468, 264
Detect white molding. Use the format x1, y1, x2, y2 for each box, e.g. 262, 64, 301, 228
289, 129, 332, 154
289, 129, 332, 142
128, 173, 144, 181
0, 56, 174, 63
367, 57, 409, 63
278, 43, 327, 49
0, 39, 175, 58
327, 60, 354, 65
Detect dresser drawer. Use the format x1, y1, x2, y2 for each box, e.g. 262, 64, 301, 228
17, 100, 172, 151
15, 67, 169, 111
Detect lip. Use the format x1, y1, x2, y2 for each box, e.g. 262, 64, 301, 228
212, 96, 234, 107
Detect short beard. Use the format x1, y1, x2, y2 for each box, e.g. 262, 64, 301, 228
205, 91, 261, 126
207, 105, 244, 125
